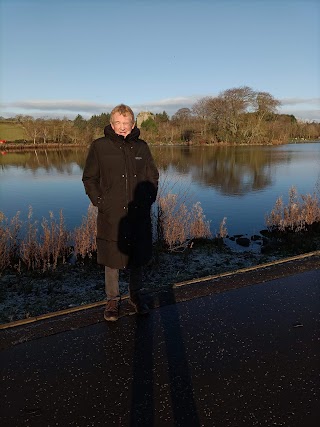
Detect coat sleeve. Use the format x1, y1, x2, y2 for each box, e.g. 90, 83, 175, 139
82, 142, 102, 206
145, 145, 159, 204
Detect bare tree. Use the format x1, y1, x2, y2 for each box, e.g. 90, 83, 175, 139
38, 118, 51, 143
171, 108, 193, 122
221, 86, 254, 114
218, 86, 255, 140
254, 91, 281, 116
17, 115, 41, 144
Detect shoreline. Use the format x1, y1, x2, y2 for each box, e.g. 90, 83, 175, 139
1, 234, 320, 326
1, 139, 319, 152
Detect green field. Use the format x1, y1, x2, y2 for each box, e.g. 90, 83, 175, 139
0, 122, 27, 141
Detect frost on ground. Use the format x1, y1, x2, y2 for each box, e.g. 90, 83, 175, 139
0, 239, 279, 324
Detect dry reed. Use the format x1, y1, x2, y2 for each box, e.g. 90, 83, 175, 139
157, 194, 212, 252
218, 217, 228, 239
19, 206, 40, 270
265, 186, 320, 232
2, 183, 319, 273
0, 211, 22, 271
0, 195, 218, 271
74, 204, 97, 259
0, 207, 71, 273
39, 210, 71, 271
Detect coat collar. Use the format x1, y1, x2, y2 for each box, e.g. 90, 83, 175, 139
104, 124, 140, 143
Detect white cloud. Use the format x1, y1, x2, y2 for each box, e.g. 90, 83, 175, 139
0, 96, 201, 118
1, 95, 319, 122
3, 100, 114, 114
280, 97, 320, 107
277, 98, 320, 121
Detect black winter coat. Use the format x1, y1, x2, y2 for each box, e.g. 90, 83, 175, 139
82, 125, 159, 269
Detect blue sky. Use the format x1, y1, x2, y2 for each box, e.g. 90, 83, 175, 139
0, 0, 319, 121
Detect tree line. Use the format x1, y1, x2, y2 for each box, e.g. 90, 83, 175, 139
2, 86, 319, 145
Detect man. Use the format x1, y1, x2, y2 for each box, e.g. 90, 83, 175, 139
82, 104, 159, 321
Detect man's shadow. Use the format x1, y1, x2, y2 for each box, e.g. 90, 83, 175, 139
130, 288, 200, 426
118, 182, 200, 426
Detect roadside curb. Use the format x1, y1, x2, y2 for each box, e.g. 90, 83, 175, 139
172, 250, 320, 287
1, 250, 319, 331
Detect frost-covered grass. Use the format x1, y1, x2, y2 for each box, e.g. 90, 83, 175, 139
0, 240, 279, 324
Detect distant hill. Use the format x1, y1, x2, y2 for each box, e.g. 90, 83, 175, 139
0, 121, 27, 141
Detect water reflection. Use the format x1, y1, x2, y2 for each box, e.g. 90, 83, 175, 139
0, 143, 319, 235
152, 146, 285, 195
1, 146, 283, 193
0, 148, 86, 174
0, 146, 293, 195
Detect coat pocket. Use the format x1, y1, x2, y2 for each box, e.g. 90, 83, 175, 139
98, 192, 111, 214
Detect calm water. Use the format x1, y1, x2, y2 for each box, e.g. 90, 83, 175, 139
0, 143, 319, 237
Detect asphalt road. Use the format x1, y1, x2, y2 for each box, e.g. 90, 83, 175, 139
0, 257, 320, 426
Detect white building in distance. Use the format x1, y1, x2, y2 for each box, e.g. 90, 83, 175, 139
136, 111, 155, 128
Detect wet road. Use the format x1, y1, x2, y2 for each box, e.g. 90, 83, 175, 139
1, 267, 320, 426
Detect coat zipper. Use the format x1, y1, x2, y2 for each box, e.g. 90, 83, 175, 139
123, 143, 129, 208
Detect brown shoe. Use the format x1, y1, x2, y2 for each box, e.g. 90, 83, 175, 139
104, 300, 119, 321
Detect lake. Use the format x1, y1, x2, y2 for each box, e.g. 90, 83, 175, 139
0, 142, 319, 237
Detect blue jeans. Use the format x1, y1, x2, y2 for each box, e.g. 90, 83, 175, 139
105, 266, 143, 301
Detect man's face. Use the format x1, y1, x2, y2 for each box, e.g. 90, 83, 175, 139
111, 112, 134, 137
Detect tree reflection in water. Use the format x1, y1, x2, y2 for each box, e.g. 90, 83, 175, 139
0, 143, 319, 236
